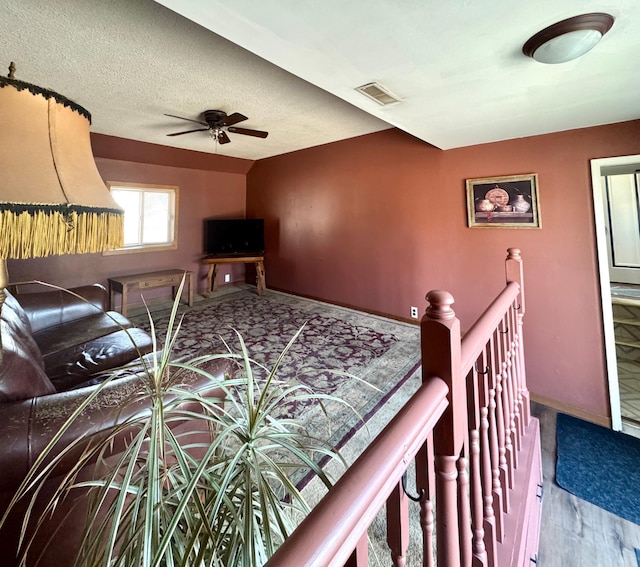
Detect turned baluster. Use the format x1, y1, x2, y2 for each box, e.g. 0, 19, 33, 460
477, 346, 499, 565
501, 316, 519, 471
491, 330, 511, 513
505, 248, 530, 427
507, 304, 523, 446
510, 308, 525, 439
416, 434, 435, 567
480, 404, 498, 564
509, 306, 522, 454
457, 441, 472, 567
498, 320, 515, 489
387, 480, 409, 566
436, 454, 462, 565
513, 306, 525, 441
486, 334, 505, 542
488, 384, 505, 542
468, 361, 488, 567
345, 534, 369, 566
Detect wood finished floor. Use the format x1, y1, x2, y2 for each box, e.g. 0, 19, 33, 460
533, 402, 640, 567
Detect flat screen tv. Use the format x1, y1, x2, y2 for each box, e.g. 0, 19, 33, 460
204, 218, 265, 257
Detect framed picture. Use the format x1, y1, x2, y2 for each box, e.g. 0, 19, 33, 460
466, 173, 541, 228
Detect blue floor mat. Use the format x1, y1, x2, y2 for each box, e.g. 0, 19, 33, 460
556, 413, 640, 526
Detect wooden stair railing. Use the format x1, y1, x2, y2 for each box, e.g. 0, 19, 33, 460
266, 248, 542, 567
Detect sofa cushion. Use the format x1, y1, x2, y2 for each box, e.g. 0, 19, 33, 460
45, 328, 154, 392
0, 296, 56, 402
32, 311, 133, 357
3, 290, 33, 333
18, 285, 108, 334
2, 291, 44, 366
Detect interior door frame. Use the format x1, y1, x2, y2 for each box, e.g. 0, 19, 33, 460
591, 153, 640, 431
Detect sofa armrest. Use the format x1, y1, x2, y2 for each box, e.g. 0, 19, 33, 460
18, 285, 109, 334
0, 357, 234, 493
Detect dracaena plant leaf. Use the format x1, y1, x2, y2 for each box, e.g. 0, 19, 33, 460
1, 276, 372, 566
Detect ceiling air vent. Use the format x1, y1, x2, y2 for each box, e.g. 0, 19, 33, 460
355, 82, 402, 106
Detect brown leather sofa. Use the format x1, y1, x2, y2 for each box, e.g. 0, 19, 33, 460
3, 283, 154, 393
0, 284, 232, 566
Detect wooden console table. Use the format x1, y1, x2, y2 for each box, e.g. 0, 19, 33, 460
202, 256, 265, 297
108, 269, 194, 316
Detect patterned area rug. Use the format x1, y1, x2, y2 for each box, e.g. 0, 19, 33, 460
132, 288, 421, 457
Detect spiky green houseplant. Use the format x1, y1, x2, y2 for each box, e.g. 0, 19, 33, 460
2, 279, 356, 566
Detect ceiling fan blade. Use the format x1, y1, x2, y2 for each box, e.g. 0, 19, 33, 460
227, 126, 269, 139
164, 113, 209, 127
217, 131, 231, 144
219, 112, 248, 127
166, 128, 210, 137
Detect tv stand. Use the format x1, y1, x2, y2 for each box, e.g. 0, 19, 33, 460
202, 255, 265, 297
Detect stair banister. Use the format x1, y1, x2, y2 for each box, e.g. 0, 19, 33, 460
264, 377, 449, 566
460, 282, 520, 373
265, 248, 541, 566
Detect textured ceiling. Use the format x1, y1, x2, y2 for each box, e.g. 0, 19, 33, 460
2, 0, 639, 161
0, 0, 389, 161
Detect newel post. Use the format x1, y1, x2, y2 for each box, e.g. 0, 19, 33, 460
505, 248, 524, 315
422, 290, 466, 567
505, 248, 530, 426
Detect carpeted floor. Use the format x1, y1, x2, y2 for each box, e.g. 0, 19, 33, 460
135, 286, 426, 561
133, 287, 422, 460
556, 413, 640, 526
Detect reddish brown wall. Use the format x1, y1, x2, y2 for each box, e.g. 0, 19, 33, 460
9, 123, 640, 421
246, 121, 640, 422
8, 137, 251, 301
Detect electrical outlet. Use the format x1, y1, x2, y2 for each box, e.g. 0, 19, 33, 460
410, 306, 419, 319
224, 274, 231, 283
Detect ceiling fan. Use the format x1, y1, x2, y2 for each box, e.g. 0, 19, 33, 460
164, 110, 268, 144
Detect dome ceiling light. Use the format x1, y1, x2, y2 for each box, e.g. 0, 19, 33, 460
523, 13, 614, 64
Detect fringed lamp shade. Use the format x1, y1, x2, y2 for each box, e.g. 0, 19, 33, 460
0, 75, 124, 263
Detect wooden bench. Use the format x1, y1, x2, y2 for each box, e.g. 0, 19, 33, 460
108, 269, 194, 316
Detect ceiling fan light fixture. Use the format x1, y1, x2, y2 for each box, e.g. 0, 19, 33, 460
523, 13, 614, 64
165, 110, 267, 144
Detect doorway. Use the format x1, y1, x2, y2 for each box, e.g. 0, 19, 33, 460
591, 154, 640, 433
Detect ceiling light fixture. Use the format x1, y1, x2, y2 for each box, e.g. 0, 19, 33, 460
523, 13, 614, 64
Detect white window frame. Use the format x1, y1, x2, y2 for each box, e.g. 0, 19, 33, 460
105, 182, 179, 254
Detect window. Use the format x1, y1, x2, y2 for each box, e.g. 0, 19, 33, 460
106, 182, 178, 253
